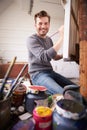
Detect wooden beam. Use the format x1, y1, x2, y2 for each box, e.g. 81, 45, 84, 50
71, 6, 79, 31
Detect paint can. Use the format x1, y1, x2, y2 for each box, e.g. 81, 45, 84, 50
33, 106, 52, 130
52, 99, 87, 130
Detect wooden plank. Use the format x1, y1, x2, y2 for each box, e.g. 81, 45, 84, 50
80, 40, 87, 99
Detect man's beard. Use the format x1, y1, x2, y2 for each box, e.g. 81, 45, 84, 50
39, 29, 48, 37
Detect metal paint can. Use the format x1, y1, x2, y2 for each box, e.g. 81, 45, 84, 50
52, 99, 87, 130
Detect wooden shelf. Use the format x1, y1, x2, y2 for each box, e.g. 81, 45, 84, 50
0, 63, 28, 79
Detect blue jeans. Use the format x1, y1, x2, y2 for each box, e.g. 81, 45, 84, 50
31, 70, 76, 95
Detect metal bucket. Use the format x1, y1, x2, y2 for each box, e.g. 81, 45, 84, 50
0, 97, 11, 130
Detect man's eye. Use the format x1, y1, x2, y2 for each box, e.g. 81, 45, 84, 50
45, 23, 48, 25
39, 23, 42, 25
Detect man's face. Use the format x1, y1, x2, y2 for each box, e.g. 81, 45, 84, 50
35, 17, 50, 38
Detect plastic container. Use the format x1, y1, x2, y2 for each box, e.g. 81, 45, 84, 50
33, 106, 52, 130
25, 91, 49, 113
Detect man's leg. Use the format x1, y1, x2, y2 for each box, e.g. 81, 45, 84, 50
31, 72, 63, 94
51, 71, 76, 87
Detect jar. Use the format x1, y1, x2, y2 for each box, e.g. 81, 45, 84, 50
12, 84, 26, 107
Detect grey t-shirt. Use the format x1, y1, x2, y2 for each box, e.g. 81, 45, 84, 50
26, 34, 57, 77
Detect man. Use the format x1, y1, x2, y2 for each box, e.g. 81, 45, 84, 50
26, 10, 76, 95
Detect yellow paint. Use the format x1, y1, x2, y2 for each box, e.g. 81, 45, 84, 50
35, 106, 52, 117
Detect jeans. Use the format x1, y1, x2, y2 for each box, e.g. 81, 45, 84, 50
31, 70, 76, 95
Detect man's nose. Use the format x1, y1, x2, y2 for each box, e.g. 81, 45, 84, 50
41, 24, 46, 28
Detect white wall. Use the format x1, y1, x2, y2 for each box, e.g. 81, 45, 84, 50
0, 0, 64, 63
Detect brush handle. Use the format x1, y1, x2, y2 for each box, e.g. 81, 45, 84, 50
50, 31, 59, 38
4, 63, 28, 99
0, 56, 17, 99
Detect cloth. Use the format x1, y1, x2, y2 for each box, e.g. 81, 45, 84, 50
11, 118, 35, 130
51, 59, 79, 78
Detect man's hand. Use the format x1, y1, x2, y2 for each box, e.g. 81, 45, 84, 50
54, 54, 63, 60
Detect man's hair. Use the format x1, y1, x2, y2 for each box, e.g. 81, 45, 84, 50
34, 10, 50, 23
